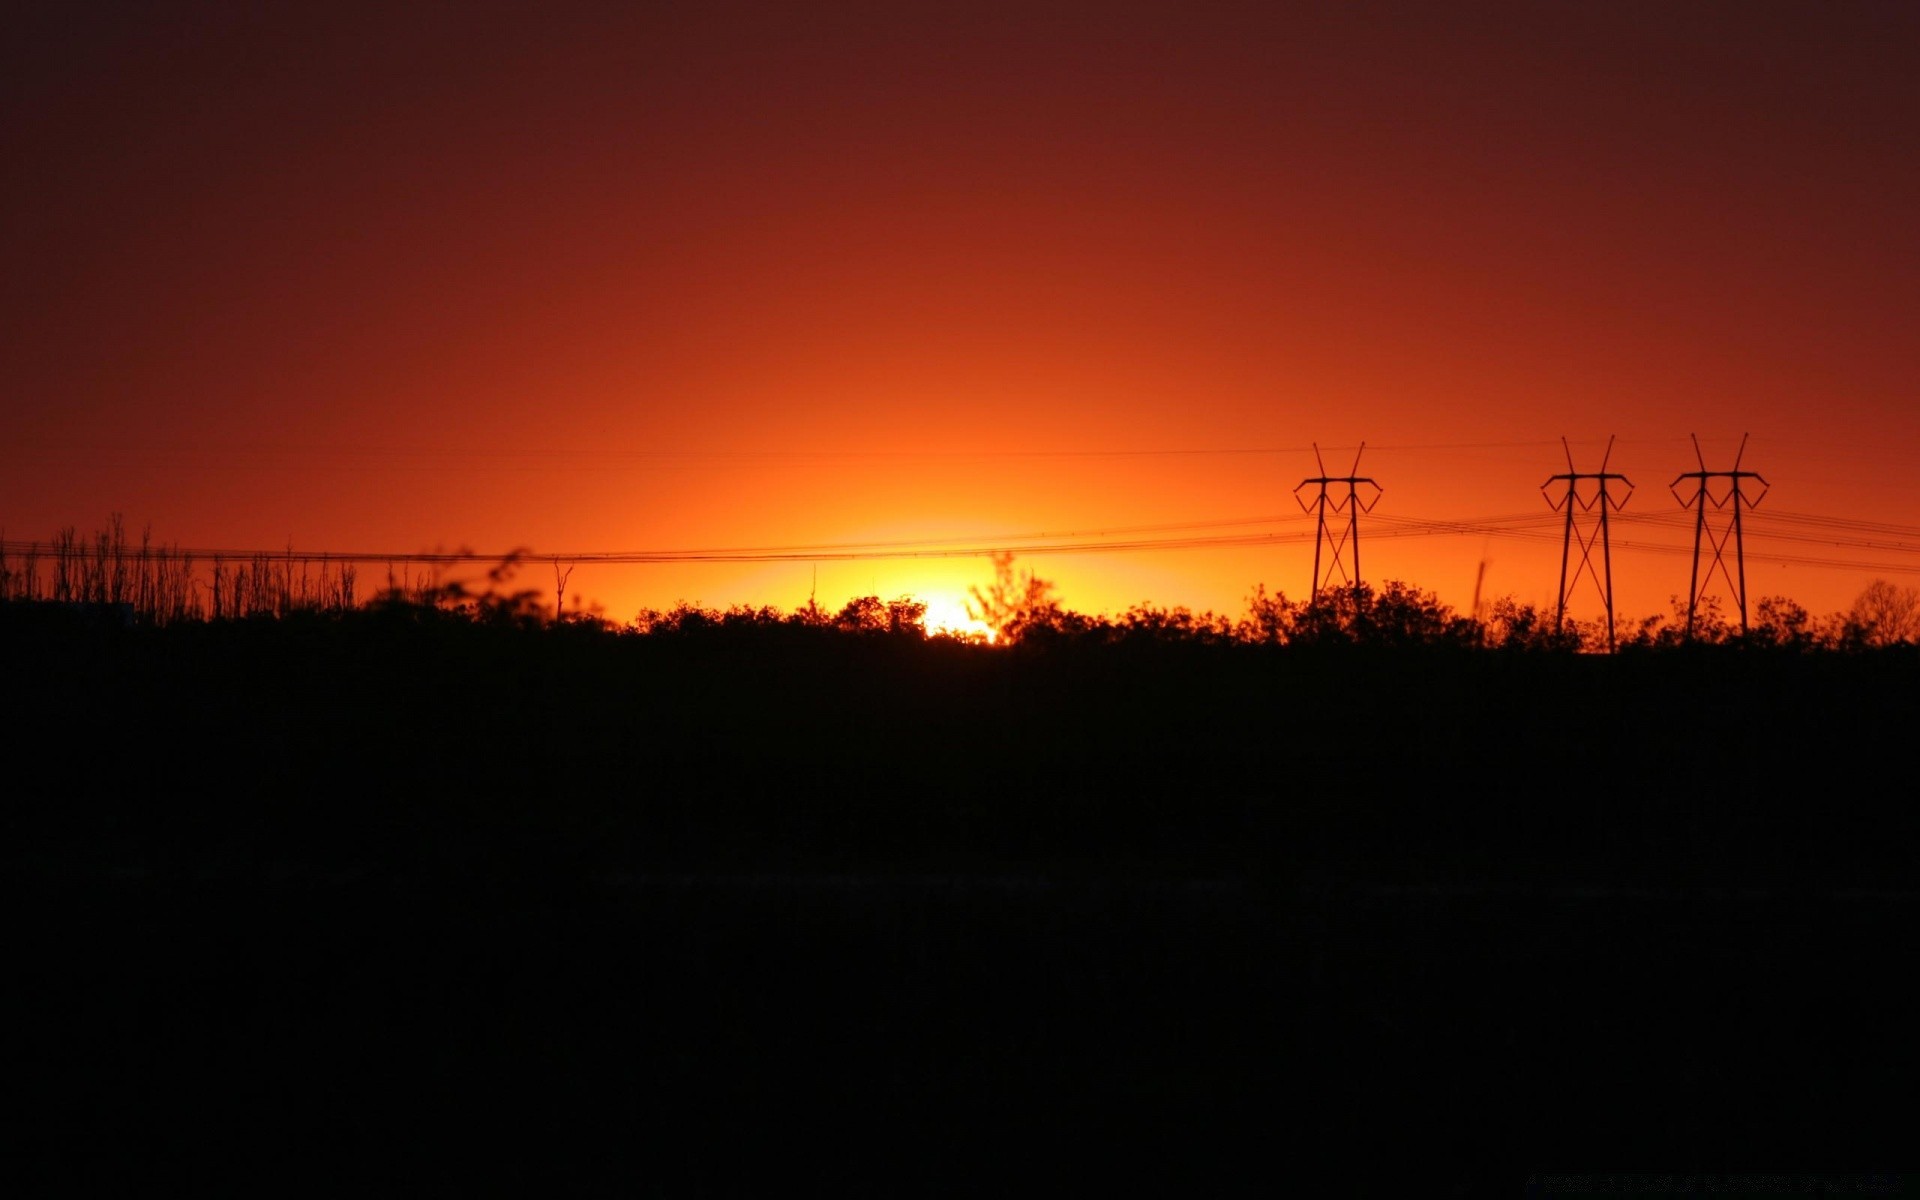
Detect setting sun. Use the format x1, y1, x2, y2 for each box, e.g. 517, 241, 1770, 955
921, 594, 995, 642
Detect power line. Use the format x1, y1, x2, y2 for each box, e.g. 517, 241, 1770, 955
8, 504, 1920, 575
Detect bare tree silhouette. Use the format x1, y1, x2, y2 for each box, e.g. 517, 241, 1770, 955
1849, 579, 1920, 645
965, 553, 1064, 642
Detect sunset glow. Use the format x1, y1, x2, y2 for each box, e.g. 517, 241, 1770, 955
12, 5, 1918, 1175
4, 3, 1916, 627
924, 594, 995, 642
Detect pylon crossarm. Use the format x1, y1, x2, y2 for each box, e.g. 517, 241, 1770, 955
1744, 480, 1769, 508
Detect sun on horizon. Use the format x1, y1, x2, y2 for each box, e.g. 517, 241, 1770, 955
921, 594, 996, 642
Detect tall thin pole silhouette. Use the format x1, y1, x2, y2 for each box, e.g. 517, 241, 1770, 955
1670, 433, 1768, 638
1543, 436, 1633, 650
1294, 442, 1381, 601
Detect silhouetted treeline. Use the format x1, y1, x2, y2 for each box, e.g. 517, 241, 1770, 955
9, 581, 1916, 881
7, 535, 1918, 1191
10, 518, 1920, 648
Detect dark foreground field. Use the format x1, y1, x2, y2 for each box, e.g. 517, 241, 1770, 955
7, 613, 1916, 1192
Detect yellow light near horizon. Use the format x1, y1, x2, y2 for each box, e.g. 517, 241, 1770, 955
922, 594, 995, 642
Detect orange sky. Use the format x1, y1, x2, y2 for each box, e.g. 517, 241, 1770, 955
6, 2, 1917, 628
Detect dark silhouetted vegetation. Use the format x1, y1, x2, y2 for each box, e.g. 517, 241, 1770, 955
6, 521, 1916, 1190
1850, 578, 1920, 646
7, 518, 1911, 656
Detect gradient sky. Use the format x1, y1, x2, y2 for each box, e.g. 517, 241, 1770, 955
7, 1, 1917, 628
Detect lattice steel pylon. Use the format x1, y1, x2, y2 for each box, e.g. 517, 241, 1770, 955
1294, 442, 1381, 600
1671, 432, 1768, 639
1543, 436, 1633, 650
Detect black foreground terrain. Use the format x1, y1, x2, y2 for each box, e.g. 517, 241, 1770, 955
7, 614, 1915, 1192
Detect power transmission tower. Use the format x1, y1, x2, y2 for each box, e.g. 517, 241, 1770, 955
1543, 436, 1633, 650
1294, 442, 1381, 601
1670, 432, 1768, 639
